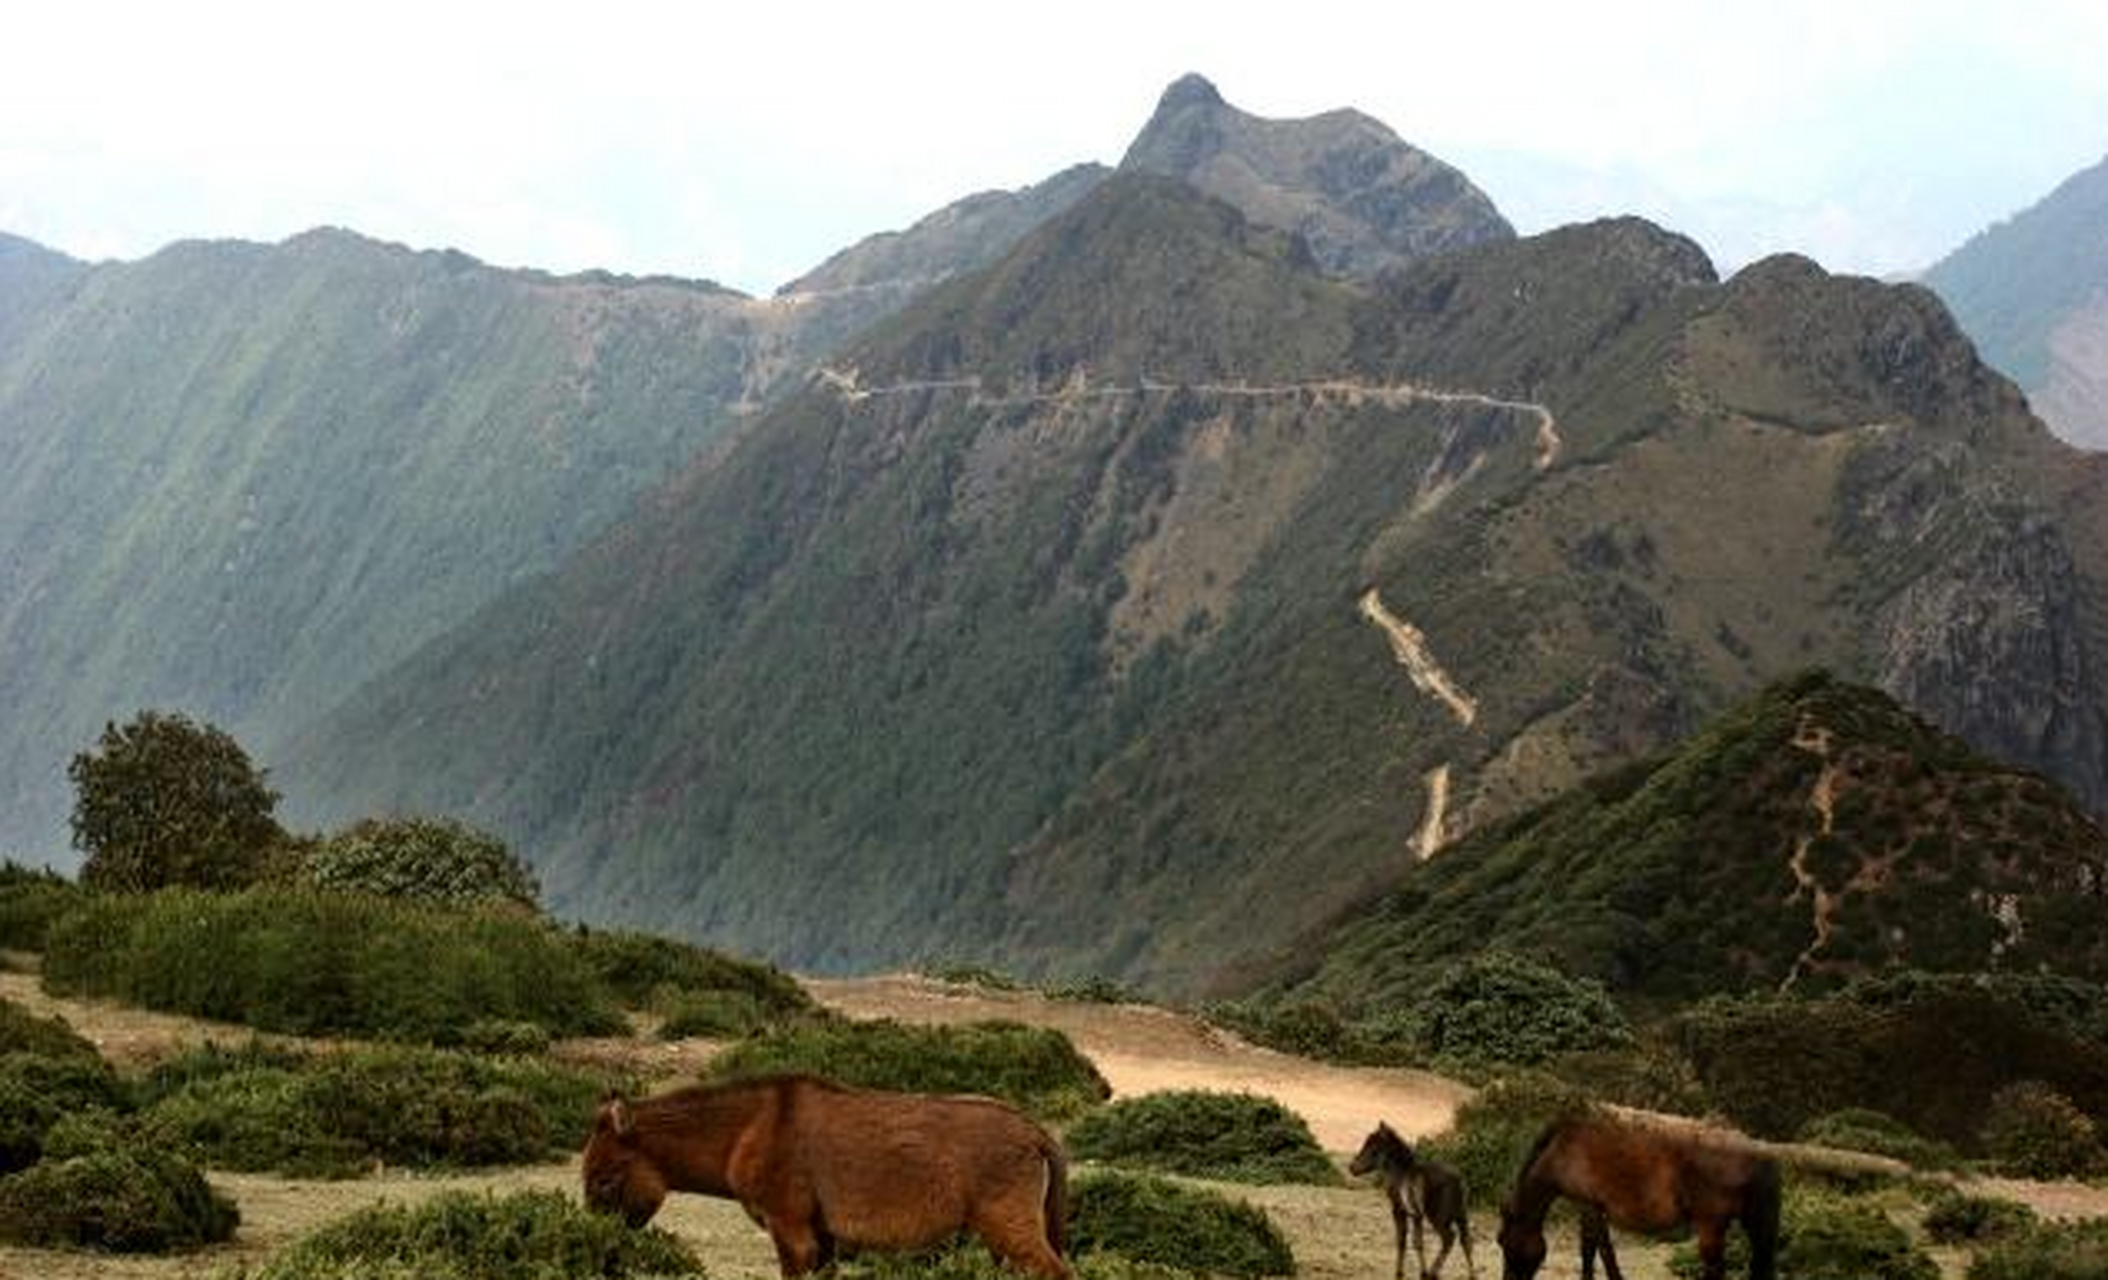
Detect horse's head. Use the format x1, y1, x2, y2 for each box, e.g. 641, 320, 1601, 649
582, 1095, 668, 1228
1348, 1122, 1409, 1178
1497, 1201, 1546, 1280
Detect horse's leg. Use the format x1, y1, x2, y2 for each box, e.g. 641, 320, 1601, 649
1388, 1193, 1411, 1280
1695, 1220, 1728, 1280
1425, 1219, 1453, 1280
1457, 1209, 1476, 1280
1597, 1221, 1623, 1280
767, 1218, 826, 1279
974, 1198, 1070, 1279
1411, 1209, 1429, 1280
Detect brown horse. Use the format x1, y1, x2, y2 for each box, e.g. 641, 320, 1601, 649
582, 1074, 1070, 1278
1349, 1123, 1476, 1280
1496, 1115, 1779, 1280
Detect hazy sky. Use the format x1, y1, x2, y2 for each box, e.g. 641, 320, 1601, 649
4, 0, 2104, 294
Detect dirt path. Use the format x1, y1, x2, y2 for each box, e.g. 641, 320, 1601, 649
805, 974, 1469, 1151
1353, 588, 1478, 729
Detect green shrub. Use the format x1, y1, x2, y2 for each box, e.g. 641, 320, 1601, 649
1409, 952, 1634, 1070
304, 816, 540, 908
0, 994, 98, 1060
1981, 1081, 2106, 1178
708, 1019, 1109, 1122
1068, 1171, 1294, 1278
1797, 1109, 1961, 1170
1419, 1073, 1596, 1206
832, 1241, 1191, 1280
1547, 1043, 1711, 1116
0, 1050, 127, 1172
923, 962, 1019, 992
568, 927, 812, 1020
1668, 1188, 1935, 1280
41, 886, 624, 1042
1921, 1190, 2036, 1245
1065, 1090, 1337, 1185
0, 1125, 237, 1252
140, 1043, 615, 1177
237, 1190, 702, 1280
1968, 1218, 2108, 1280
462, 1018, 555, 1056
657, 989, 768, 1040
0, 861, 85, 951
1047, 975, 1131, 1004
1202, 999, 1415, 1066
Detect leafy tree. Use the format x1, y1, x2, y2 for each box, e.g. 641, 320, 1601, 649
303, 816, 539, 908
68, 711, 283, 891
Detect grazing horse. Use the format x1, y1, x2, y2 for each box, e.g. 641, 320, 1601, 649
1350, 1123, 1476, 1280
1496, 1115, 1780, 1280
582, 1074, 1070, 1278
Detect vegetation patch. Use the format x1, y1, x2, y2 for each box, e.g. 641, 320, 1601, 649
1405, 951, 1633, 1070
0, 861, 85, 951
1068, 1171, 1295, 1278
0, 1050, 127, 1172
1796, 1109, 1960, 1170
0, 994, 97, 1061
0, 1118, 236, 1252
1065, 1090, 1337, 1185
832, 1243, 1189, 1280
567, 928, 813, 1022
1921, 1189, 2036, 1245
230, 1189, 702, 1280
1668, 1188, 1935, 1280
302, 816, 540, 908
1967, 1217, 2108, 1280
708, 1019, 1109, 1122
40, 886, 625, 1042
1980, 1080, 2106, 1178
139, 1041, 618, 1177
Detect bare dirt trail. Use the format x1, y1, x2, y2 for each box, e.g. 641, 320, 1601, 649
804, 974, 1470, 1152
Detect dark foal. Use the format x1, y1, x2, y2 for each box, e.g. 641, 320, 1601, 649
1350, 1123, 1477, 1280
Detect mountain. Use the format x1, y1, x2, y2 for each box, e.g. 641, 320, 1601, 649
1924, 154, 2108, 448
1266, 672, 2108, 1008
1119, 73, 1513, 277
283, 172, 2108, 996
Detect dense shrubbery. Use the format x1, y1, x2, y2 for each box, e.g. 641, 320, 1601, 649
0, 1116, 236, 1252
1668, 1188, 1936, 1280
1544, 1043, 1711, 1116
568, 927, 813, 1021
1065, 1090, 1337, 1185
0, 861, 85, 951
708, 1019, 1109, 1121
922, 962, 1019, 991
833, 1243, 1188, 1280
1068, 1172, 1294, 1278
69, 709, 286, 892
0, 994, 97, 1061
138, 1040, 616, 1177
657, 989, 773, 1040
0, 1050, 126, 1172
1418, 1073, 1596, 1205
1921, 1190, 2036, 1245
41, 887, 625, 1042
1407, 952, 1633, 1070
1796, 1109, 1960, 1170
231, 1190, 702, 1280
1980, 1081, 2106, 1178
1967, 1218, 2108, 1280
1047, 975, 1132, 1004
1203, 998, 1411, 1065
304, 816, 539, 907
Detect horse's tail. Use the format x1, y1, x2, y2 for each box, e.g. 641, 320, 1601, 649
1744, 1157, 1783, 1280
1041, 1138, 1069, 1259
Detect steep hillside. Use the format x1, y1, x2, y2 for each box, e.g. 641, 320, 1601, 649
1925, 154, 2108, 447
284, 172, 2108, 996
1271, 673, 2108, 1008
1120, 73, 1512, 277
0, 229, 841, 861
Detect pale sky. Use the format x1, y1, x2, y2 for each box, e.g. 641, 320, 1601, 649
3, 0, 2105, 294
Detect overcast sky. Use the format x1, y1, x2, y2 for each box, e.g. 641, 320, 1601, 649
4, 0, 2104, 294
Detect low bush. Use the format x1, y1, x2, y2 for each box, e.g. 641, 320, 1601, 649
1921, 1190, 2036, 1245
1797, 1109, 1961, 1170
1980, 1081, 2106, 1178
657, 989, 769, 1040
140, 1042, 616, 1177
708, 1019, 1109, 1122
1201, 999, 1415, 1066
462, 1018, 555, 1056
0, 995, 98, 1060
1668, 1188, 1936, 1280
922, 962, 1019, 992
567, 928, 813, 1028
0, 1121, 237, 1252
1064, 1090, 1337, 1185
832, 1243, 1189, 1280
1047, 975, 1131, 1004
1547, 1042, 1711, 1116
1968, 1218, 2108, 1280
232, 1190, 701, 1280
0, 1050, 127, 1172
1418, 1073, 1597, 1205
1408, 952, 1634, 1070
41, 887, 625, 1042
1068, 1171, 1294, 1278
0, 861, 85, 951
302, 816, 540, 908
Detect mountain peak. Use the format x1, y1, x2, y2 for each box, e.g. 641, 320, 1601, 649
1156, 71, 1224, 112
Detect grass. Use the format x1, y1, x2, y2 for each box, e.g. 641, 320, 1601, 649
707, 1019, 1109, 1122
1064, 1091, 1338, 1185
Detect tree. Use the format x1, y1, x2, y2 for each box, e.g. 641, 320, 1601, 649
304, 815, 539, 908
68, 711, 284, 891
